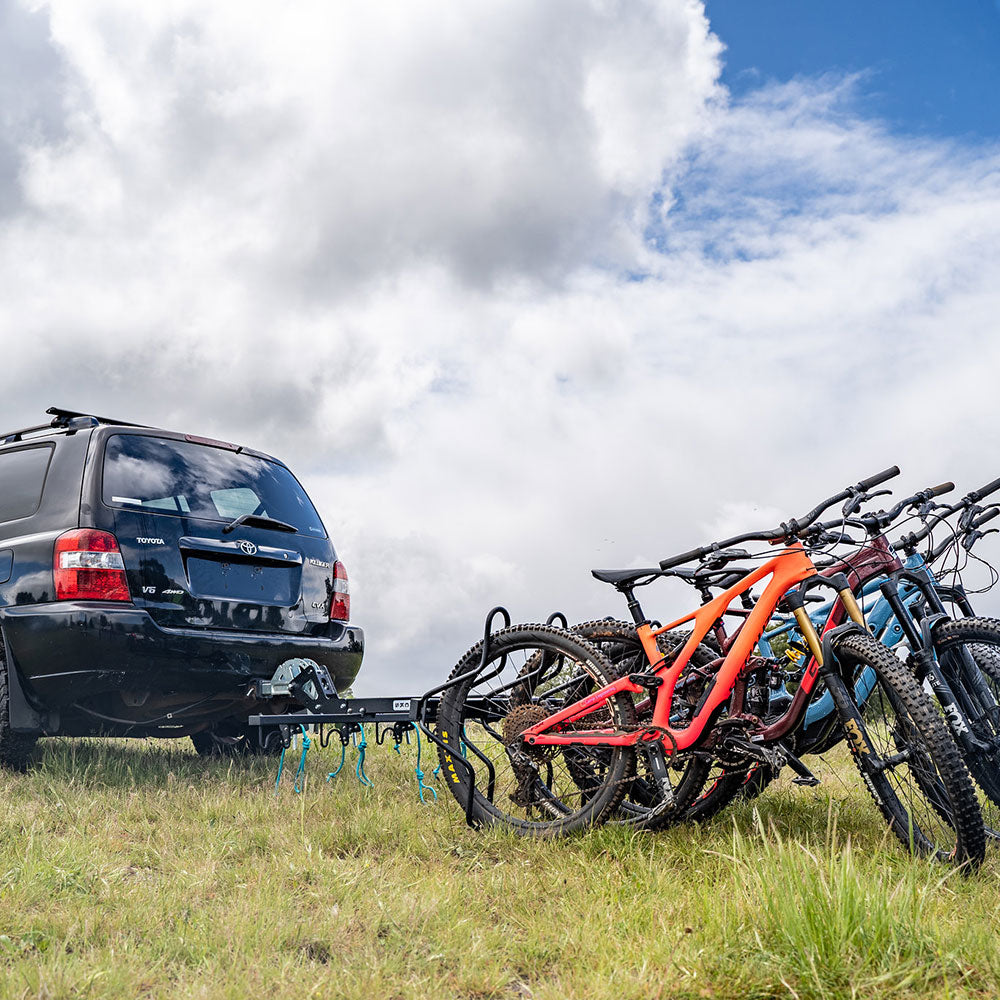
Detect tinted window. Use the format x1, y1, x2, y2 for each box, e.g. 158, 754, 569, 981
0, 445, 53, 522
102, 435, 327, 537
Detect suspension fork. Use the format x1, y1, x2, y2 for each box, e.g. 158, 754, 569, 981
905, 569, 1000, 720
800, 618, 884, 763
878, 577, 988, 752
773, 576, 882, 757
784, 573, 867, 665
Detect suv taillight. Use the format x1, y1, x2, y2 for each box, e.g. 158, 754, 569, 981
54, 529, 132, 602
330, 560, 350, 621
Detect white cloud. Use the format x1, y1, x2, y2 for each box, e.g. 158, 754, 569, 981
2, 3, 1000, 694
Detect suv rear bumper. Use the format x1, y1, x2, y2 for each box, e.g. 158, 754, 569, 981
1, 602, 364, 709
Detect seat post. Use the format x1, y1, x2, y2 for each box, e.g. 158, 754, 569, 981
618, 585, 647, 625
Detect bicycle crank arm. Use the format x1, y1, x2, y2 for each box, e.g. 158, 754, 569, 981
772, 741, 820, 786
642, 743, 676, 810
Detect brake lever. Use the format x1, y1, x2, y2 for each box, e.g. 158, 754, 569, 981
814, 530, 852, 545
841, 488, 892, 517
841, 494, 864, 517
915, 498, 950, 518
963, 527, 999, 551
958, 505, 984, 531
700, 547, 752, 570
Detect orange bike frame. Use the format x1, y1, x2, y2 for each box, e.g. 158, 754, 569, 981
521, 544, 820, 752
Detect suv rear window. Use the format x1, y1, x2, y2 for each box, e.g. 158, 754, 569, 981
101, 435, 327, 537
0, 445, 54, 522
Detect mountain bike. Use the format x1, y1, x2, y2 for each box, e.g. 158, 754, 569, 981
436, 469, 986, 865
686, 480, 1000, 828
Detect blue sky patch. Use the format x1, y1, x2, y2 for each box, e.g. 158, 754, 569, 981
705, 0, 1000, 140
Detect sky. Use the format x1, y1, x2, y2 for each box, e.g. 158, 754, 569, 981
707, 0, 1000, 139
1, 1, 999, 695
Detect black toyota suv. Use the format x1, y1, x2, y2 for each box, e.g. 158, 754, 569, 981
0, 406, 364, 768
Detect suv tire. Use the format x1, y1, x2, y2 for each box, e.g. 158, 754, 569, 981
0, 631, 38, 771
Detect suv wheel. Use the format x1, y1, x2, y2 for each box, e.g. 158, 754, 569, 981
0, 631, 39, 771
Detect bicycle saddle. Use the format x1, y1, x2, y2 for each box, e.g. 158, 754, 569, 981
591, 567, 663, 585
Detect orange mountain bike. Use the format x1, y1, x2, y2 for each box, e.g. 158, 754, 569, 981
436, 469, 985, 865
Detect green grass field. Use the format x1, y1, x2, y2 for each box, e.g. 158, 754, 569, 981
2, 737, 999, 1000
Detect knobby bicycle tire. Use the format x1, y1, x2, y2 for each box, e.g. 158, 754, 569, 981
928, 616, 1000, 831
833, 631, 985, 867
435, 624, 636, 836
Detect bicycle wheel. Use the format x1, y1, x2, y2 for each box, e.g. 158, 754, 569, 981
928, 616, 1000, 832
685, 761, 775, 823
435, 624, 636, 835
571, 620, 715, 829
832, 631, 985, 866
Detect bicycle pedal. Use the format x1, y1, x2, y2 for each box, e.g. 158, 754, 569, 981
791, 776, 821, 787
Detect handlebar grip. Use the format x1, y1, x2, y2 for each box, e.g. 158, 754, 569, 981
973, 477, 1000, 501
972, 507, 1000, 529
858, 466, 900, 491
659, 547, 705, 571
927, 482, 954, 498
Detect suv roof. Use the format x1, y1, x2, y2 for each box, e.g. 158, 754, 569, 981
1, 406, 145, 445
1, 407, 275, 463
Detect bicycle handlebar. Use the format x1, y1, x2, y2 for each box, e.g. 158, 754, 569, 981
659, 546, 706, 571
808, 480, 956, 540
858, 466, 903, 492
927, 482, 955, 499
897, 474, 1000, 550
970, 477, 1000, 503
658, 466, 901, 571
971, 506, 1000, 529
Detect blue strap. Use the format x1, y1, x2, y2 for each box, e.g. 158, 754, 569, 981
274, 725, 311, 794
274, 745, 287, 795
355, 726, 374, 788
326, 739, 347, 781
293, 726, 311, 794
413, 725, 437, 803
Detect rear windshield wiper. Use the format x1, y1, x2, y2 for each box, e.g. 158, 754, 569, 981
222, 513, 297, 534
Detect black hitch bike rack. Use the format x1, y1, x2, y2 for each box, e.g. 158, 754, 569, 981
249, 605, 545, 828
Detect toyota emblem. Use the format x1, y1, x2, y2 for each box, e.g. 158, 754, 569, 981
239, 540, 258, 556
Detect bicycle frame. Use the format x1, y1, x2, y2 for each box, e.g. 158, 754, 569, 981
759, 537, 901, 731
762, 540, 976, 734
521, 543, 866, 753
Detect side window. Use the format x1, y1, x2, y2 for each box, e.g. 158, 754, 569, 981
0, 445, 54, 523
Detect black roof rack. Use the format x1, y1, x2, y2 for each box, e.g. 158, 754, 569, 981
1, 406, 148, 445
44, 406, 146, 428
